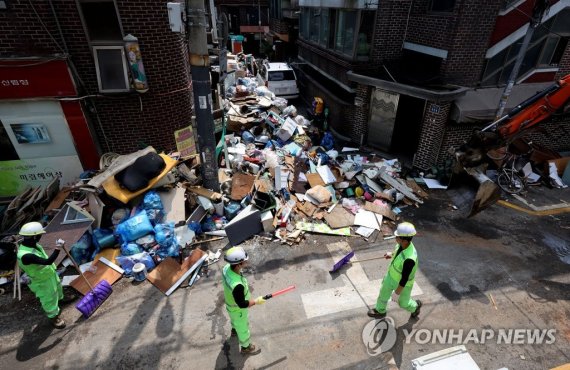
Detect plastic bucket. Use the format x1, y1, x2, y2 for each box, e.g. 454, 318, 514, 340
132, 263, 147, 282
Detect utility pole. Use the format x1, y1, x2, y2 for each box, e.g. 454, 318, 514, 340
188, 0, 220, 191
494, 0, 549, 120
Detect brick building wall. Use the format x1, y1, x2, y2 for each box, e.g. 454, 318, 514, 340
413, 102, 451, 170
353, 84, 372, 145
370, 0, 412, 64
0, 0, 194, 156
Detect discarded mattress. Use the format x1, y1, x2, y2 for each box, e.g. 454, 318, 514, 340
102, 153, 178, 204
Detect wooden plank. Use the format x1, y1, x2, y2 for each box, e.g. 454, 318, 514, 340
324, 206, 355, 229
45, 187, 72, 213
406, 179, 429, 199
70, 258, 122, 295
147, 249, 206, 294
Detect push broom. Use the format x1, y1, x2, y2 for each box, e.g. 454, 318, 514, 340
59, 240, 112, 318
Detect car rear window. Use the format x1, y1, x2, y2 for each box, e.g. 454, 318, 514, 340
268, 70, 296, 81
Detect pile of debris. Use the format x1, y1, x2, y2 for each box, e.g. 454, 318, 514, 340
0, 83, 432, 303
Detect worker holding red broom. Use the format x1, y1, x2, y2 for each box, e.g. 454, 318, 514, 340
17, 222, 66, 329
222, 246, 266, 356
368, 222, 422, 320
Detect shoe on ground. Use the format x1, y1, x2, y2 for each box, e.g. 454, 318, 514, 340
411, 300, 423, 318
241, 344, 261, 355
50, 316, 66, 329
367, 308, 386, 319
231, 328, 237, 337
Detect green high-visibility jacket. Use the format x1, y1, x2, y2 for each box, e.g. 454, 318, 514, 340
17, 244, 57, 281
388, 242, 418, 287
222, 264, 250, 312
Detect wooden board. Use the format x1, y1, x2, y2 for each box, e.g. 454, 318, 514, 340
147, 249, 206, 294
40, 204, 93, 267
364, 201, 397, 221
230, 173, 255, 201
324, 206, 355, 229
70, 258, 122, 295
406, 179, 429, 199
45, 187, 72, 213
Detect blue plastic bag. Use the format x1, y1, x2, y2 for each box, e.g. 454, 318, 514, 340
321, 132, 334, 151
120, 242, 143, 256
188, 221, 203, 235
116, 251, 156, 276
115, 211, 154, 243
154, 222, 179, 258
142, 190, 164, 224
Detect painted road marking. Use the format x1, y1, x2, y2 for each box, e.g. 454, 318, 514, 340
302, 242, 423, 319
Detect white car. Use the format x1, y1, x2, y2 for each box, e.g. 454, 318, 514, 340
257, 62, 299, 100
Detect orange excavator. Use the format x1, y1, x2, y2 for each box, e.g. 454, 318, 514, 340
453, 74, 570, 216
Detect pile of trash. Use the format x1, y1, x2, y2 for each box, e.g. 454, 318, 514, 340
0, 85, 432, 301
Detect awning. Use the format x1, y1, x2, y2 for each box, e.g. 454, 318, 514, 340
450, 82, 551, 123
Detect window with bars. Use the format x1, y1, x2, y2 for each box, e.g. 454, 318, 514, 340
78, 0, 130, 93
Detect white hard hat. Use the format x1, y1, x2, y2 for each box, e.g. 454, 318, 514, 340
394, 222, 416, 237
19, 222, 46, 236
224, 246, 249, 265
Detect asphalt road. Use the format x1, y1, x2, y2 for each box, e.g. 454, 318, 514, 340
1, 188, 569, 369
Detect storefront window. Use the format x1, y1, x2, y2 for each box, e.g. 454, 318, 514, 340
356, 11, 374, 59
319, 9, 330, 47
309, 8, 319, 43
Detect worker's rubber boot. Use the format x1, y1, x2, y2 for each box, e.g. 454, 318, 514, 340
411, 300, 423, 319
231, 328, 237, 337
367, 308, 386, 319
50, 315, 66, 329
241, 344, 261, 356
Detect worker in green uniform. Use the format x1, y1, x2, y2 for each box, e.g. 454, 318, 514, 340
222, 246, 266, 355
368, 222, 423, 319
17, 222, 66, 329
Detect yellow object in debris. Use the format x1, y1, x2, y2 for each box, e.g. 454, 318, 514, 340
93, 248, 121, 265
102, 153, 178, 204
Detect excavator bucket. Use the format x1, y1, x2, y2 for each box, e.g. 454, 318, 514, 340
464, 167, 501, 217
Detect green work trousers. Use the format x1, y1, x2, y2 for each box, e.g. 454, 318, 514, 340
375, 274, 417, 314
29, 273, 63, 318
227, 308, 250, 348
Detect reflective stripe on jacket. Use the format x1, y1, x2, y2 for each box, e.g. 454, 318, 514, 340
222, 264, 250, 311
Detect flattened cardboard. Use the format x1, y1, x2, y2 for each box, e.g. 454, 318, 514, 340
324, 206, 355, 229
297, 201, 317, 217
70, 257, 122, 295
306, 173, 325, 188
231, 173, 255, 201
187, 186, 223, 201
364, 201, 397, 221
147, 249, 206, 294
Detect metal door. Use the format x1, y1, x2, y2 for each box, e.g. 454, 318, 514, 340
367, 88, 399, 151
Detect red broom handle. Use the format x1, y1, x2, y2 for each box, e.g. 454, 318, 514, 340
263, 285, 295, 300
